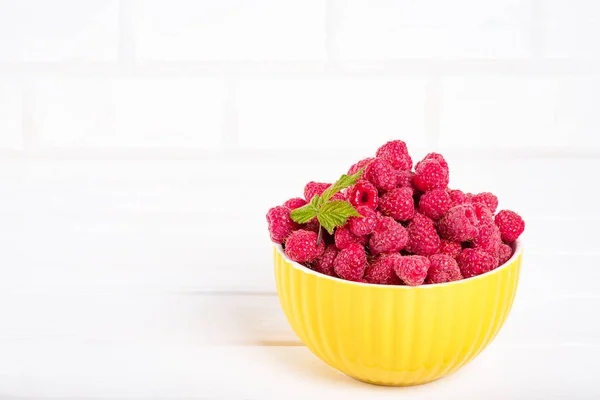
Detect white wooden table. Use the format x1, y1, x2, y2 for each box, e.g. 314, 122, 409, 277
0, 156, 598, 398
0, 284, 598, 399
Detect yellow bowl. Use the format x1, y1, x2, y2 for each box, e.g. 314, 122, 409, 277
274, 242, 522, 386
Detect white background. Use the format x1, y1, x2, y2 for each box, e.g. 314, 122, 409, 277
0, 0, 599, 398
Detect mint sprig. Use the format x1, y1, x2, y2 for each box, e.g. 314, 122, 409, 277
317, 200, 361, 232
288, 194, 321, 224
290, 167, 365, 239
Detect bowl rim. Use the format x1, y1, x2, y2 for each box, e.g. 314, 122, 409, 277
275, 240, 522, 289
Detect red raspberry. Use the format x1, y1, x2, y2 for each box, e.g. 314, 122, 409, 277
347, 181, 379, 210
313, 244, 338, 277
334, 225, 366, 250
426, 254, 463, 284
419, 152, 448, 171
412, 159, 449, 192
419, 188, 452, 220
472, 192, 498, 214
495, 210, 525, 243
378, 187, 415, 221
369, 216, 409, 255
332, 191, 346, 201
333, 243, 367, 281
437, 204, 479, 242
348, 206, 378, 236
405, 213, 440, 256
375, 140, 413, 170
457, 248, 498, 278
348, 157, 374, 175
449, 189, 469, 206
438, 239, 462, 258
473, 222, 502, 258
283, 197, 307, 210
396, 169, 414, 190
266, 206, 299, 244
365, 158, 396, 191
472, 202, 494, 226
394, 255, 430, 286
364, 253, 403, 285
285, 229, 325, 263
498, 243, 513, 265
304, 181, 330, 201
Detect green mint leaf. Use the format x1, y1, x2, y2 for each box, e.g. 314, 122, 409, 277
289, 195, 320, 224
317, 200, 361, 234
319, 166, 367, 204
308, 193, 321, 208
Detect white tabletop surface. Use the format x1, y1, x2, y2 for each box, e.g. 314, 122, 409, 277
0, 157, 598, 399
0, 255, 598, 399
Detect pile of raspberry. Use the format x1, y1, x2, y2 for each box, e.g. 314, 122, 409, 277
266, 140, 525, 286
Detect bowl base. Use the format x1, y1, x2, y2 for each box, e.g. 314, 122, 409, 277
345, 373, 444, 387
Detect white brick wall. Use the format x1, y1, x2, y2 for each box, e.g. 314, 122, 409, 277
332, 0, 533, 59
1, 0, 599, 153
0, 78, 22, 148
237, 78, 429, 149
0, 0, 119, 63
543, 0, 600, 58
440, 76, 600, 149
132, 0, 327, 61
0, 0, 599, 292
35, 78, 226, 148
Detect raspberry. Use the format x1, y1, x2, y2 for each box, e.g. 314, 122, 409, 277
419, 152, 449, 172
438, 239, 462, 258
426, 254, 462, 284
334, 225, 366, 250
285, 229, 325, 263
347, 181, 379, 210
364, 253, 403, 285
394, 255, 430, 286
472, 192, 498, 214
348, 157, 374, 175
283, 197, 307, 210
412, 159, 449, 192
437, 204, 479, 242
331, 192, 346, 201
266, 206, 299, 244
303, 181, 330, 202
313, 244, 338, 277
473, 222, 501, 258
369, 216, 409, 255
472, 202, 494, 226
396, 169, 414, 190
348, 206, 378, 236
375, 140, 412, 171
378, 187, 415, 221
419, 188, 452, 220
333, 243, 367, 281
365, 158, 396, 191
498, 243, 513, 265
449, 189, 469, 206
405, 212, 440, 256
495, 210, 525, 243
457, 248, 498, 278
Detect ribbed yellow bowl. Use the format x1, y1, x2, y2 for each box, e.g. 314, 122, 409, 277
274, 243, 522, 386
